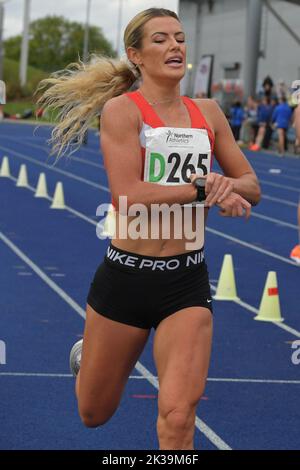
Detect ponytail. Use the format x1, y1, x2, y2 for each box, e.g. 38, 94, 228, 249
35, 54, 139, 160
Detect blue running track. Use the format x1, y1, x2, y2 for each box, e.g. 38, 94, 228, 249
0, 120, 299, 450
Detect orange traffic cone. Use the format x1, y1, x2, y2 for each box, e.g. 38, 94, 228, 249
290, 244, 300, 264
291, 202, 300, 263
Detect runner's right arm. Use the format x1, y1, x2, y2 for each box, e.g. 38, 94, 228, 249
100, 95, 197, 210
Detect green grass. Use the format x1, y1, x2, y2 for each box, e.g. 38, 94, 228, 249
3, 57, 48, 100
4, 101, 34, 116
2, 59, 98, 126
4, 100, 99, 127
3, 102, 62, 124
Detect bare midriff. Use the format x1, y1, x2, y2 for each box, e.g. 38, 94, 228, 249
111, 207, 209, 257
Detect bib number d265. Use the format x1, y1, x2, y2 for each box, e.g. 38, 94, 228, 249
147, 152, 209, 184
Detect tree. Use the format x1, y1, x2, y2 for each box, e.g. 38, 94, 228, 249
4, 15, 116, 73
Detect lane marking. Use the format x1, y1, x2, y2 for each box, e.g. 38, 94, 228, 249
207, 227, 299, 267
0, 232, 231, 451
260, 179, 300, 192
262, 194, 298, 207
251, 212, 298, 229
0, 145, 109, 192
134, 361, 232, 450
207, 378, 300, 384
4, 175, 300, 339
247, 159, 300, 175
1, 373, 299, 385
255, 168, 300, 183
0, 231, 86, 319
210, 283, 300, 338
4, 136, 105, 170
5, 174, 300, 268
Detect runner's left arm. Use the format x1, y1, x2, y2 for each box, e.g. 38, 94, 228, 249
199, 99, 261, 207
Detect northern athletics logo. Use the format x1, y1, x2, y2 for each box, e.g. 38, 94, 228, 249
166, 130, 194, 144
166, 130, 172, 143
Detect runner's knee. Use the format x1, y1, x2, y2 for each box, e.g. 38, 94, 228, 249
79, 405, 117, 428
158, 405, 196, 434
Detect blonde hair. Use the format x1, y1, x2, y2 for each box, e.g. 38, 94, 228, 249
36, 8, 179, 160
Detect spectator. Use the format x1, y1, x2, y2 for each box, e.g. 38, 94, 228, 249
262, 97, 278, 149
241, 96, 258, 144
293, 102, 300, 154
249, 96, 273, 151
276, 79, 289, 101
229, 100, 244, 141
262, 75, 274, 98
271, 96, 293, 156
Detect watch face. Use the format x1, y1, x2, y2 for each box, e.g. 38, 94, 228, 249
194, 178, 206, 201
195, 178, 206, 189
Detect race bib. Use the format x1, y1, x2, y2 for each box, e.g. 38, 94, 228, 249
144, 127, 211, 185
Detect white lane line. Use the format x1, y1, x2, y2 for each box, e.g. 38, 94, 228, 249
0, 232, 231, 451
14, 133, 105, 161
5, 136, 105, 170
134, 362, 231, 451
207, 378, 300, 384
0, 231, 85, 319
0, 373, 74, 377
7, 175, 99, 228
6, 137, 105, 164
262, 195, 298, 207
248, 159, 300, 175
5, 174, 300, 268
0, 145, 109, 192
260, 179, 300, 192
255, 168, 300, 183
5, 176, 300, 274
5, 177, 300, 336
210, 284, 300, 338
1, 373, 299, 385
207, 227, 299, 267
251, 212, 298, 229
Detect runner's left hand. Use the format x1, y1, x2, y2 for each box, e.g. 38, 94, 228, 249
190, 172, 234, 207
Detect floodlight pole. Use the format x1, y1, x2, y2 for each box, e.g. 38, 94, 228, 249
116, 0, 123, 57
83, 0, 92, 62
0, 1, 5, 81
20, 0, 31, 87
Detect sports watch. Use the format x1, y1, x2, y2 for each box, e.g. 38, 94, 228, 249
193, 178, 206, 202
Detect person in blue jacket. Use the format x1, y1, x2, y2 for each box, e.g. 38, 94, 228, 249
250, 96, 274, 151
229, 100, 244, 141
271, 96, 293, 156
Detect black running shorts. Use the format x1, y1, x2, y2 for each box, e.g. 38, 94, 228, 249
87, 243, 213, 330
